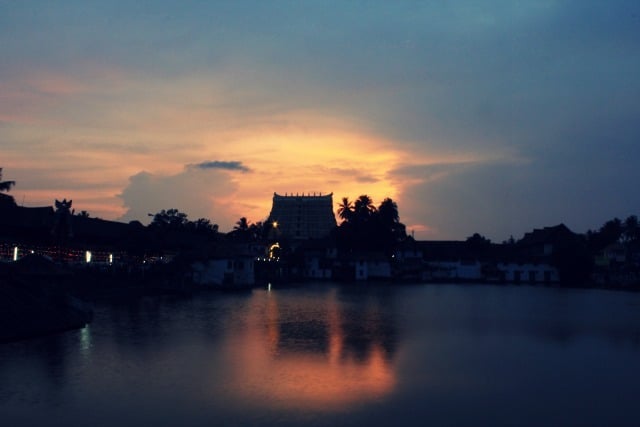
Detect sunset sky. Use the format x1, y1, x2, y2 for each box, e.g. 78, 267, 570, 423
2, 1, 639, 240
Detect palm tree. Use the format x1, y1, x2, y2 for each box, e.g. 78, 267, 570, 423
234, 217, 249, 232
337, 197, 354, 222
353, 194, 376, 221
0, 168, 16, 192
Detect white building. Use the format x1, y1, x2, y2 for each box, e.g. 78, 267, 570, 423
353, 255, 392, 281
426, 261, 484, 281
498, 262, 559, 284
191, 255, 255, 288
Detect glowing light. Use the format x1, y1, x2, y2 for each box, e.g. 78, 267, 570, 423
268, 243, 281, 260
267, 283, 272, 292
108, 253, 113, 264
85, 251, 92, 263
272, 221, 278, 228
13, 246, 18, 261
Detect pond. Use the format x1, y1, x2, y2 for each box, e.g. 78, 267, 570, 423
1, 283, 639, 426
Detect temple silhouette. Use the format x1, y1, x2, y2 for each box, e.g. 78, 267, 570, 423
267, 192, 337, 240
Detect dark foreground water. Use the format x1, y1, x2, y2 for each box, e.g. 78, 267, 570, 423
1, 283, 640, 427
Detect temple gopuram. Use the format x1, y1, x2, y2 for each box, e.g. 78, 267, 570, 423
267, 192, 337, 240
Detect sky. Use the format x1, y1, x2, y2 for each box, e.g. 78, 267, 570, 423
1, 1, 639, 241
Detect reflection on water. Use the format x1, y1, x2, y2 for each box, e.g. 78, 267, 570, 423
220, 288, 397, 410
1, 283, 640, 427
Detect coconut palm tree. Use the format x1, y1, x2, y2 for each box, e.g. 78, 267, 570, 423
0, 168, 16, 192
353, 194, 376, 221
337, 197, 354, 222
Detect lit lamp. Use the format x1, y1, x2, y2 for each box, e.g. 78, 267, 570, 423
270, 220, 280, 241
268, 243, 281, 260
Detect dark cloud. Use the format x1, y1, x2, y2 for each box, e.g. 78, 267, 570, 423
190, 161, 251, 173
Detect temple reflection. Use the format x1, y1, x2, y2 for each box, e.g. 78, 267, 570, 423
219, 287, 398, 410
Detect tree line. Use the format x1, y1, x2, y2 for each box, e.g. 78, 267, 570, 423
335, 195, 407, 254
2, 167, 639, 256
586, 216, 640, 251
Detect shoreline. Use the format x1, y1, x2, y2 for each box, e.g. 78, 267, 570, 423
2, 267, 638, 344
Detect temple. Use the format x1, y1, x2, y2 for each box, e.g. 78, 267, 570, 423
267, 192, 337, 240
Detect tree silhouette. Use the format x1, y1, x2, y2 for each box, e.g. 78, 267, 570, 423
602, 218, 623, 243
149, 208, 190, 231
0, 168, 16, 192
336, 195, 406, 255
353, 195, 376, 221
188, 218, 219, 235
234, 217, 249, 232
466, 233, 491, 245
228, 216, 256, 242
587, 217, 624, 250
148, 209, 220, 237
337, 197, 354, 223
586, 215, 640, 253
623, 215, 640, 243
249, 221, 266, 240
378, 198, 399, 225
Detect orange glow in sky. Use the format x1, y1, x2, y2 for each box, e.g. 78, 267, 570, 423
2, 69, 410, 230
4, 1, 638, 241
1, 64, 519, 238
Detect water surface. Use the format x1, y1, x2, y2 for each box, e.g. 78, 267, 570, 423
1, 283, 639, 426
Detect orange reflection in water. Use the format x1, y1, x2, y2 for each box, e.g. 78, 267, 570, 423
220, 289, 397, 411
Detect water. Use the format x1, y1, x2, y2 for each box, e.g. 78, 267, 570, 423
1, 283, 640, 427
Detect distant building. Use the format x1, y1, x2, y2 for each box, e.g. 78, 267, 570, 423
517, 224, 576, 259
190, 244, 256, 288
0, 193, 54, 234
267, 192, 337, 240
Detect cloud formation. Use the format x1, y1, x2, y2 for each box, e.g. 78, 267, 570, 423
190, 161, 252, 173
118, 167, 239, 229
1, 1, 640, 240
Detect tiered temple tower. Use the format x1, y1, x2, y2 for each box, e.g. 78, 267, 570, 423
268, 192, 337, 240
